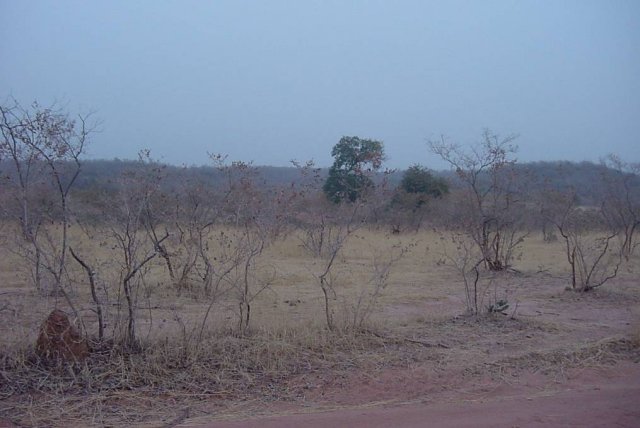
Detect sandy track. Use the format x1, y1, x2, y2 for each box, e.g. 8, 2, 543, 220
190, 362, 640, 428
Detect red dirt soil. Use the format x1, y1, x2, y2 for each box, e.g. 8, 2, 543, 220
178, 277, 640, 428
190, 361, 640, 428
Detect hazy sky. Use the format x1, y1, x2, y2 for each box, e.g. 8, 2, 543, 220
1, 0, 638, 169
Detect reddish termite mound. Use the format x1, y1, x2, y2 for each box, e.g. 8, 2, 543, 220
36, 309, 89, 362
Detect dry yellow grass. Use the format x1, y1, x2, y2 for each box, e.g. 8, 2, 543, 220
1, 224, 639, 426
0, 225, 636, 348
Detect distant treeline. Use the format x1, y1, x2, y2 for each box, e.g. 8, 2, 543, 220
74, 159, 635, 206
1, 158, 636, 206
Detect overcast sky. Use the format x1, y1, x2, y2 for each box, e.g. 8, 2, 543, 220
1, 0, 638, 169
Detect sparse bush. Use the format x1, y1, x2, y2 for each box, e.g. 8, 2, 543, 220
430, 130, 529, 271
600, 155, 640, 260
544, 188, 623, 291
0, 99, 95, 295
3, 103, 639, 428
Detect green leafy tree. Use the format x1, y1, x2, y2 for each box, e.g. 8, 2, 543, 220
393, 165, 449, 212
323, 136, 385, 203
400, 165, 449, 201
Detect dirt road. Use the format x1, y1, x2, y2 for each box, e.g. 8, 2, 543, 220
189, 362, 640, 428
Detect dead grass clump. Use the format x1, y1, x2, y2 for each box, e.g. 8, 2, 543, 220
401, 313, 559, 348
0, 327, 437, 426
477, 337, 640, 379
555, 284, 640, 305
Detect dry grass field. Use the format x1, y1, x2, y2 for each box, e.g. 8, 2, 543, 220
1, 226, 639, 426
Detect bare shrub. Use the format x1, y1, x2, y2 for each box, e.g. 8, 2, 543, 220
600, 155, 640, 260
0, 99, 95, 296
98, 152, 166, 347
312, 202, 362, 331
430, 130, 528, 271
544, 189, 623, 291
440, 232, 485, 315
349, 244, 410, 329
68, 247, 105, 340
292, 159, 405, 330
438, 231, 515, 316
290, 160, 337, 257
210, 156, 293, 335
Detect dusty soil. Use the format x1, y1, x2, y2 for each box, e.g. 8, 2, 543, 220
180, 276, 640, 427
194, 362, 640, 428
1, 231, 639, 427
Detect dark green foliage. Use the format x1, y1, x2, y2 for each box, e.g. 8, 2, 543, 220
323, 136, 385, 203
392, 164, 449, 210
400, 164, 449, 198
323, 169, 371, 203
